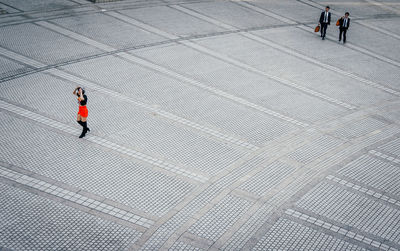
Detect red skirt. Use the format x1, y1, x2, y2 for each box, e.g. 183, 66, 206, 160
78, 106, 88, 117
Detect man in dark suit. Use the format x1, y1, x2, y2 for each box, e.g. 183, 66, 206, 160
319, 6, 331, 40
339, 12, 350, 43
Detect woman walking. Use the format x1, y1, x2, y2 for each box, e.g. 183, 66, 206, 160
73, 87, 90, 138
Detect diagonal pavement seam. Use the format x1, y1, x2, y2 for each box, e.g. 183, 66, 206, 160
33, 19, 308, 127
0, 99, 209, 183
171, 2, 400, 97
0, 164, 155, 230
46, 68, 259, 151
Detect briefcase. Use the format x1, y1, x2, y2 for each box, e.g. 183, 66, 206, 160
314, 25, 320, 32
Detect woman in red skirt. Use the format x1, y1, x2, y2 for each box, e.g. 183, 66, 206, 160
73, 87, 90, 138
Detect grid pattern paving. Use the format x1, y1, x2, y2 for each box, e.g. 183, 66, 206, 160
0, 182, 142, 251
62, 53, 299, 145
326, 175, 400, 208
253, 218, 365, 251
285, 209, 394, 250
118, 5, 225, 37
378, 137, 400, 157
333, 117, 388, 139
140, 154, 268, 250
0, 23, 102, 64
125, 50, 310, 127
0, 111, 195, 216
239, 161, 298, 197
169, 241, 204, 251
297, 181, 400, 244
287, 135, 344, 164
134, 43, 347, 124
1, 0, 400, 250
0, 165, 154, 228
49, 13, 166, 49
188, 195, 253, 241
252, 26, 400, 94
45, 68, 258, 150
0, 55, 32, 79
221, 203, 275, 250
0, 99, 208, 183
338, 154, 400, 197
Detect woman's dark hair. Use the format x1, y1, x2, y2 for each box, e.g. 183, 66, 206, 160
76, 87, 85, 96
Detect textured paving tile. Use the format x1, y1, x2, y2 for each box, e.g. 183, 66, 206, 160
1, 1, 400, 250
195, 33, 397, 106
134, 44, 347, 124
378, 137, 400, 157
0, 72, 247, 176
239, 161, 298, 197
0, 0, 76, 12
49, 13, 166, 49
0, 23, 102, 64
169, 241, 204, 251
253, 26, 400, 92
118, 5, 225, 37
297, 181, 400, 244
333, 117, 388, 139
0, 182, 141, 251
0, 56, 31, 79
0, 166, 154, 228
338, 154, 400, 197
188, 195, 253, 242
0, 111, 195, 216
286, 209, 395, 250
287, 135, 344, 164
180, 1, 285, 29
248, 0, 316, 23
253, 218, 365, 251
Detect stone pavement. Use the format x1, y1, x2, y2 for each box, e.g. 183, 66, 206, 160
0, 0, 400, 250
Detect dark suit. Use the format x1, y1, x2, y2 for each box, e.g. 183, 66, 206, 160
319, 11, 331, 38
339, 17, 350, 43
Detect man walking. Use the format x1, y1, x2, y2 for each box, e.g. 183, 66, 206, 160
339, 12, 351, 43
319, 6, 331, 40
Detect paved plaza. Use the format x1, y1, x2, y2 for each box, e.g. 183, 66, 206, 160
1, 0, 400, 250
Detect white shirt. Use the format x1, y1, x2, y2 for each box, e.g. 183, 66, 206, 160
343, 18, 348, 27
324, 11, 329, 23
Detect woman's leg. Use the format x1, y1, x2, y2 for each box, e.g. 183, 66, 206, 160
79, 116, 89, 138
81, 116, 89, 131
77, 114, 83, 126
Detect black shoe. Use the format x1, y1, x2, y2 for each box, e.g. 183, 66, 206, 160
322, 37, 325, 40
87, 128, 90, 132
79, 131, 87, 138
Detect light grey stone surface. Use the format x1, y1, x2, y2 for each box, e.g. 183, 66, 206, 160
0, 182, 142, 250
0, 0, 400, 250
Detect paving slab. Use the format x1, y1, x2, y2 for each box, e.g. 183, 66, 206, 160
0, 0, 400, 250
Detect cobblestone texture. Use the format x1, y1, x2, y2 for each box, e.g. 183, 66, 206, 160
188, 195, 253, 241
0, 182, 141, 251
287, 135, 344, 164
239, 161, 298, 197
297, 181, 400, 244
1, 0, 400, 250
253, 218, 365, 251
339, 154, 400, 197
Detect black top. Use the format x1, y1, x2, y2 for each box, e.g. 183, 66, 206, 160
339, 17, 350, 29
319, 11, 331, 25
79, 95, 87, 106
